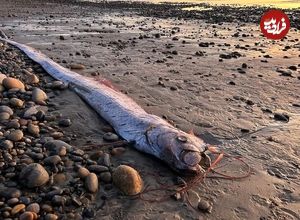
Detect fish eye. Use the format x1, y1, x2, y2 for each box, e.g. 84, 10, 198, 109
177, 135, 188, 143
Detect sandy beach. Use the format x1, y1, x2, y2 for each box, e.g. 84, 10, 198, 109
0, 0, 299, 219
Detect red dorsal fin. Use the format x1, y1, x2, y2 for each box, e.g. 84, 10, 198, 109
188, 129, 195, 136
95, 78, 119, 92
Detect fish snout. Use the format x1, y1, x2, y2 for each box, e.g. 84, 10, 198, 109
180, 150, 202, 167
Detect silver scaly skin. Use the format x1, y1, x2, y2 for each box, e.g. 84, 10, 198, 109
0, 37, 207, 175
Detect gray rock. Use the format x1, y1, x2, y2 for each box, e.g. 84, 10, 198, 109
0, 187, 21, 199
27, 123, 40, 137
44, 155, 62, 166
103, 132, 119, 142
0, 112, 10, 121
88, 165, 109, 173
19, 163, 49, 188
0, 105, 14, 115
58, 118, 72, 127
0, 140, 14, 149
7, 130, 23, 142
26, 203, 40, 213
99, 172, 112, 183
45, 213, 58, 220
44, 140, 73, 156
32, 88, 47, 103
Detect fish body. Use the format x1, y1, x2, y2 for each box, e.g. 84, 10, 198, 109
0, 37, 207, 175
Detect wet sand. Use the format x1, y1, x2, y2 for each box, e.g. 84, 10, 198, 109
0, 0, 300, 219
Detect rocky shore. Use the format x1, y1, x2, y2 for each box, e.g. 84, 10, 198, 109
0, 42, 145, 219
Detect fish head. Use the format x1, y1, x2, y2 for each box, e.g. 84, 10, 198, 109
157, 129, 207, 175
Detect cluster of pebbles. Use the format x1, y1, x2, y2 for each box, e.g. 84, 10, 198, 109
0, 41, 143, 219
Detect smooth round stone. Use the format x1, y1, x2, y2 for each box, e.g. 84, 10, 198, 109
51, 81, 67, 90
77, 167, 90, 179
0, 112, 10, 121
0, 187, 21, 199
44, 155, 62, 166
26, 203, 40, 213
41, 204, 53, 212
32, 88, 47, 103
11, 203, 26, 215
69, 64, 85, 70
111, 147, 126, 156
85, 173, 98, 193
0, 73, 7, 83
45, 213, 58, 220
103, 132, 119, 142
7, 130, 23, 142
88, 165, 109, 173
19, 163, 49, 188
100, 172, 112, 183
20, 211, 35, 220
44, 140, 73, 156
27, 74, 39, 84
0, 139, 14, 149
27, 124, 40, 137
9, 98, 24, 108
58, 118, 71, 127
52, 195, 66, 206
2, 77, 25, 90
7, 197, 19, 206
0, 105, 14, 115
198, 199, 212, 213
7, 120, 20, 129
112, 165, 143, 196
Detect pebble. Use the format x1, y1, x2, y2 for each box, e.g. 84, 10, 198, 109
2, 77, 25, 90
26, 74, 39, 84
19, 163, 49, 188
0, 187, 21, 199
0, 105, 14, 115
52, 195, 66, 206
88, 165, 109, 173
112, 165, 143, 195
0, 139, 14, 150
103, 132, 119, 141
44, 140, 72, 156
32, 88, 47, 103
69, 64, 85, 70
20, 211, 35, 220
77, 166, 90, 178
11, 203, 26, 215
85, 173, 98, 193
45, 213, 58, 220
0, 112, 10, 120
58, 118, 72, 127
274, 113, 289, 122
9, 98, 24, 108
100, 172, 112, 183
198, 199, 212, 213
26, 203, 40, 213
7, 129, 23, 141
7, 119, 20, 129
111, 147, 126, 156
44, 155, 62, 166
0, 73, 7, 83
27, 123, 40, 137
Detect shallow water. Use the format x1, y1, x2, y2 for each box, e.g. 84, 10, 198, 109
80, 0, 300, 9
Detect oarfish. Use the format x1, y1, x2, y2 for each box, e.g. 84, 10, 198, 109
0, 37, 208, 175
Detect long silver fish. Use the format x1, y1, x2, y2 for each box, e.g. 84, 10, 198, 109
0, 37, 208, 175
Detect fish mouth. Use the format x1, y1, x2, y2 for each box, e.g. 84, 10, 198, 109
174, 164, 205, 176
179, 150, 202, 167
